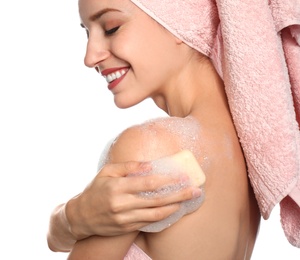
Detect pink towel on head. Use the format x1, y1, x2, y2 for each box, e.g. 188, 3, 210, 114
130, 0, 300, 247
214, 0, 300, 247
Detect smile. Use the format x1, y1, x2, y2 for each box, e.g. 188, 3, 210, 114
103, 69, 128, 83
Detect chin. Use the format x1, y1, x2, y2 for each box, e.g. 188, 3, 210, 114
114, 97, 144, 109
114, 99, 136, 109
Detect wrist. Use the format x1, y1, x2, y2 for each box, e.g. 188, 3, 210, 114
65, 194, 90, 240
47, 203, 77, 252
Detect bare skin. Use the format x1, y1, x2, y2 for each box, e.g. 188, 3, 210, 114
49, 0, 261, 258
67, 51, 261, 260
47, 155, 197, 252
47, 0, 202, 251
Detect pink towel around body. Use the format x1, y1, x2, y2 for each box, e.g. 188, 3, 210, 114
130, 0, 300, 247
124, 243, 152, 260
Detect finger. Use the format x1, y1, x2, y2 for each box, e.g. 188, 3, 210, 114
114, 185, 202, 214
132, 186, 203, 208
115, 203, 181, 232
99, 161, 152, 178
125, 174, 189, 193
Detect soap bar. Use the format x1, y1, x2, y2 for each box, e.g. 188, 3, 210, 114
167, 149, 205, 187
137, 150, 206, 232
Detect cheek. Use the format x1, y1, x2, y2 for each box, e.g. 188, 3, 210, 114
111, 28, 139, 55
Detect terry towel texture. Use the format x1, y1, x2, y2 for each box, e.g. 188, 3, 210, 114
124, 243, 152, 260
130, 0, 300, 247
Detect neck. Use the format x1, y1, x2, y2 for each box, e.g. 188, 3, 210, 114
152, 59, 229, 121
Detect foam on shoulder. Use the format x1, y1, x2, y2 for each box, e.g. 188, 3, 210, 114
137, 150, 206, 232
97, 116, 207, 232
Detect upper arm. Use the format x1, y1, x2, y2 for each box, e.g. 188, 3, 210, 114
68, 117, 200, 259
107, 119, 183, 164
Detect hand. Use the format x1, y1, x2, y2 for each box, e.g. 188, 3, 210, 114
66, 161, 200, 240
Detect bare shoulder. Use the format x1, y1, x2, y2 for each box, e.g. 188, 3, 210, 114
107, 116, 203, 163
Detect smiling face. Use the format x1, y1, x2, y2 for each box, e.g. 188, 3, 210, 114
79, 0, 187, 109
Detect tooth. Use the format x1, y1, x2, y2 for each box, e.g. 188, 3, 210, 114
111, 73, 117, 81
104, 69, 128, 83
116, 71, 121, 79
107, 75, 113, 83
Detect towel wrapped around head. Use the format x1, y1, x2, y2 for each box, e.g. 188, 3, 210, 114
130, 0, 300, 247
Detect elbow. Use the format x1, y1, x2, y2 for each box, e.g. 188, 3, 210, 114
47, 233, 71, 253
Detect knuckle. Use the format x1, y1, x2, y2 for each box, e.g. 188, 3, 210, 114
143, 177, 156, 191
124, 161, 138, 172
109, 199, 124, 214
181, 187, 194, 200
121, 223, 135, 233
152, 208, 164, 221
112, 215, 135, 232
125, 161, 150, 175
153, 196, 165, 206
113, 214, 125, 226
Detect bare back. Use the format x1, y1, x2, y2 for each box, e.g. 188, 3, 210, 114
109, 115, 261, 260
67, 113, 260, 260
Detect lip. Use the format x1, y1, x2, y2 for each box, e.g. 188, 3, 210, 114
101, 67, 130, 90
101, 67, 129, 76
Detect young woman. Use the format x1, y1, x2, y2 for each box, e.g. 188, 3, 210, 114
59, 0, 260, 258
48, 0, 300, 258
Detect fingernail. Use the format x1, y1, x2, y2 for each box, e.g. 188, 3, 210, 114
179, 174, 189, 183
141, 162, 152, 173
192, 188, 202, 198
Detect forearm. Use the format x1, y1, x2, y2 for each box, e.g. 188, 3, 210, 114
47, 203, 77, 252
67, 232, 139, 260
46, 158, 198, 252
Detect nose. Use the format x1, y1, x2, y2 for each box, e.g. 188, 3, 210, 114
84, 36, 110, 69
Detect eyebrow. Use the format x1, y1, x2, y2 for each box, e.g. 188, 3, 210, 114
90, 8, 120, 21
80, 8, 121, 27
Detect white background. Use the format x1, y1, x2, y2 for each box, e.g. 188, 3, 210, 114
0, 1, 299, 259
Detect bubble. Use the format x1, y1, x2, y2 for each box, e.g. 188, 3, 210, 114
133, 150, 205, 232
97, 116, 208, 232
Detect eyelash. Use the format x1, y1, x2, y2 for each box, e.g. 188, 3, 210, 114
105, 26, 120, 36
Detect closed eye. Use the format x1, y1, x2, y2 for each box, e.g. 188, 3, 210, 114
105, 26, 120, 36
80, 23, 89, 38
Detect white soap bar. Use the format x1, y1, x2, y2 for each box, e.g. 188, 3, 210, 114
137, 150, 206, 232
167, 149, 205, 187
